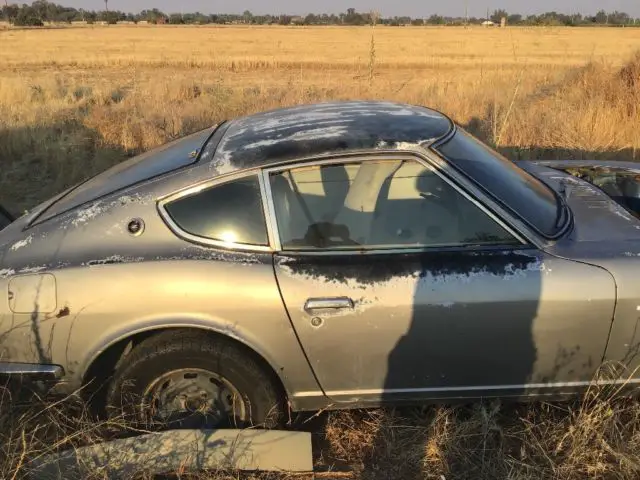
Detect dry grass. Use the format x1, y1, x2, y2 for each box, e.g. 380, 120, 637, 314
2, 24, 640, 479
1, 25, 640, 212
3, 366, 640, 479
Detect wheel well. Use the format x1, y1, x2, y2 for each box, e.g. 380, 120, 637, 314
82, 327, 288, 413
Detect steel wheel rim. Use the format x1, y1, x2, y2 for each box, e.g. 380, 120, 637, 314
141, 368, 247, 428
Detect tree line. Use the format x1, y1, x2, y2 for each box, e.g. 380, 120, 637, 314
2, 1, 639, 27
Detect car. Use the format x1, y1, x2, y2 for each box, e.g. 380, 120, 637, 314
2, 100, 640, 430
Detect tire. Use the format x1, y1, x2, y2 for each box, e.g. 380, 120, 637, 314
105, 329, 284, 430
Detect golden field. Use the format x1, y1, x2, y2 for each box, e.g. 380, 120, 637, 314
1, 25, 639, 212
2, 25, 640, 480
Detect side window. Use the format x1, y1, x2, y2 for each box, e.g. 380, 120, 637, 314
269, 159, 519, 250
164, 175, 268, 246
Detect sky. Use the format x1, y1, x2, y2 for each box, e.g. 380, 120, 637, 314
47, 1, 640, 18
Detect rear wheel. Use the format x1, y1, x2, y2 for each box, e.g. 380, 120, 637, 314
105, 330, 284, 430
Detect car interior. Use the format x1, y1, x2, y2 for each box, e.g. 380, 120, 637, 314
269, 160, 516, 250
563, 166, 640, 218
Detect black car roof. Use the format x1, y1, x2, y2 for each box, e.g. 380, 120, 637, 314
199, 101, 453, 174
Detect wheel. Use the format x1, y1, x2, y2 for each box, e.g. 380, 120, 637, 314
105, 329, 284, 430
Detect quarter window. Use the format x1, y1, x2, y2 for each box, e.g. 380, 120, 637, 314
165, 175, 268, 246
269, 160, 519, 250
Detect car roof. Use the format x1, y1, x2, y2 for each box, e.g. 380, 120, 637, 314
200, 101, 453, 175
27, 101, 453, 227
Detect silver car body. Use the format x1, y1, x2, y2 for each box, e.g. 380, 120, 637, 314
1, 101, 639, 412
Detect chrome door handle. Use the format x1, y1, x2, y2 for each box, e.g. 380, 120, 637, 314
304, 297, 354, 312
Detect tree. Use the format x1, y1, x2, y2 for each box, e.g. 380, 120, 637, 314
595, 10, 608, 24
169, 13, 184, 24
14, 6, 44, 26
490, 9, 508, 24
2, 4, 19, 24
427, 14, 445, 25
507, 14, 522, 25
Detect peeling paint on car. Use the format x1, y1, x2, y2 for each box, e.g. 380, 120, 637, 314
206, 101, 452, 177
71, 194, 154, 229
72, 202, 105, 227
278, 251, 542, 289
18, 266, 47, 274
10, 234, 33, 251
0, 268, 15, 279
84, 255, 145, 266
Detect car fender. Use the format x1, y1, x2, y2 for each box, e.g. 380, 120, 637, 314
76, 315, 321, 404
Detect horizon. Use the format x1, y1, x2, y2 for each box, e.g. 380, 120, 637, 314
24, 0, 640, 19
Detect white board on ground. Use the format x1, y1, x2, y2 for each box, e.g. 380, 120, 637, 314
28, 429, 313, 479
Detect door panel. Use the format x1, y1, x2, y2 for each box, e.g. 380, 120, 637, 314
267, 157, 616, 403
274, 249, 615, 403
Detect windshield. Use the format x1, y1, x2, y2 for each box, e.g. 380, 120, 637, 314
436, 128, 562, 237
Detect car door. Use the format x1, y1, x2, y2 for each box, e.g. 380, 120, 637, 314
266, 155, 616, 405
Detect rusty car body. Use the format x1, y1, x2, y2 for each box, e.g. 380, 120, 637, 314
2, 101, 640, 428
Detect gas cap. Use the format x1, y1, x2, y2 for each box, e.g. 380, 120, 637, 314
127, 218, 145, 236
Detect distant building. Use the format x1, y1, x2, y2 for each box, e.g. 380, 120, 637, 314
291, 16, 304, 25
481, 20, 495, 27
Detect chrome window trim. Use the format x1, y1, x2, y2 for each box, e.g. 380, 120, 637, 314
419, 148, 548, 249
258, 171, 281, 251
260, 169, 283, 252
428, 125, 562, 245
157, 168, 273, 253
263, 153, 531, 254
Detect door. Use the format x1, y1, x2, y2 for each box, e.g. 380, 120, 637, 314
268, 157, 616, 404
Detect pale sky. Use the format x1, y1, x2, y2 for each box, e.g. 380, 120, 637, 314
47, 1, 640, 18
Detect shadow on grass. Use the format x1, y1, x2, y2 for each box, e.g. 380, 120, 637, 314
0, 119, 130, 217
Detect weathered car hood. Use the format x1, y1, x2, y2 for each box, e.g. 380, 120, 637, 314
520, 161, 640, 260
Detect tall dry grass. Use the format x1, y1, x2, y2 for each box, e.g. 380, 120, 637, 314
3, 365, 640, 479
1, 26, 640, 213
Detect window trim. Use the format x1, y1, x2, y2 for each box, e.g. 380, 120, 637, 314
430, 126, 572, 241
158, 169, 274, 252
262, 154, 531, 255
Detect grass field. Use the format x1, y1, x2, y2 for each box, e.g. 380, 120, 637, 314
1, 25, 639, 212
1, 25, 640, 479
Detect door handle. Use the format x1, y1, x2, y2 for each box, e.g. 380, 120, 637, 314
304, 297, 354, 312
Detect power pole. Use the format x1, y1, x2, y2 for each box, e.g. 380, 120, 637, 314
464, 0, 468, 26
105, 0, 109, 13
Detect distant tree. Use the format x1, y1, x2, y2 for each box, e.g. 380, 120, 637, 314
2, 4, 19, 24
507, 14, 522, 25
595, 10, 608, 24
608, 11, 631, 25
427, 14, 445, 25
0, 2, 638, 29
344, 8, 366, 25
169, 13, 184, 24
85, 11, 97, 23
14, 6, 44, 26
30, 0, 50, 21
490, 9, 508, 24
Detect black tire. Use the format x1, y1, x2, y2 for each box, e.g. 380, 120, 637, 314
105, 329, 284, 430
